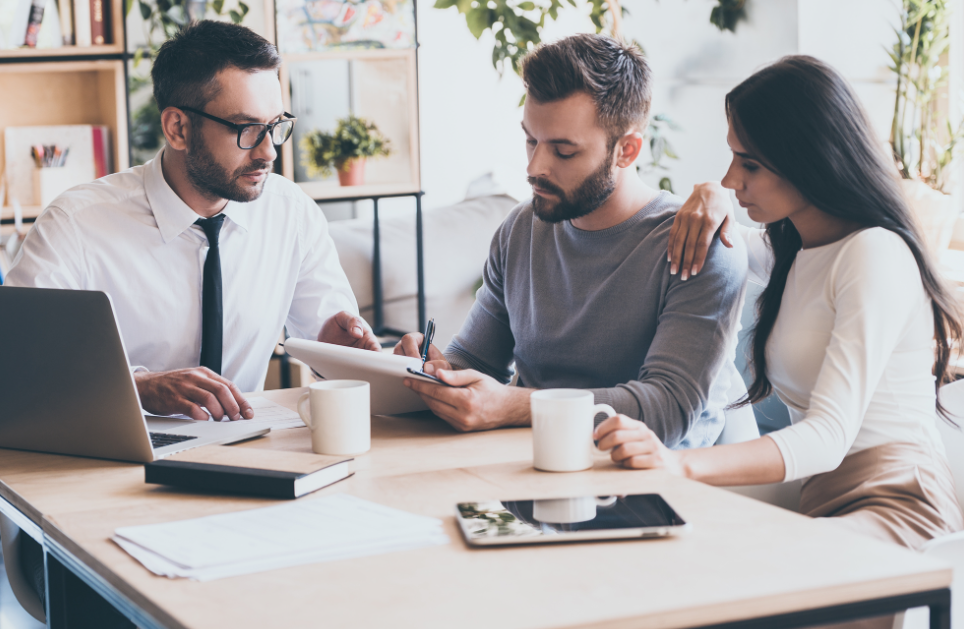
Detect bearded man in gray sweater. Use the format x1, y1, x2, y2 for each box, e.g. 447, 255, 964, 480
396, 33, 748, 450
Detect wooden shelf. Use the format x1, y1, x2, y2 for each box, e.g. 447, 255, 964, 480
297, 181, 421, 201
0, 0, 125, 62
279, 48, 421, 196
1, 206, 43, 222
0, 59, 129, 204
0, 44, 124, 60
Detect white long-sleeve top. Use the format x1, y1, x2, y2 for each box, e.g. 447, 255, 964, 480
5, 148, 358, 393
739, 224, 945, 481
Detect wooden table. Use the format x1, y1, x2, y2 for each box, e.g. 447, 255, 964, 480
0, 387, 952, 629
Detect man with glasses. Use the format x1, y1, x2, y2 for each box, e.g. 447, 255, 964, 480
5, 20, 378, 421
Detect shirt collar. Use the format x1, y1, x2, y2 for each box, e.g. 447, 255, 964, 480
145, 147, 250, 243
222, 199, 250, 233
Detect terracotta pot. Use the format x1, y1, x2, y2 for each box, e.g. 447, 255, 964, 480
336, 158, 366, 186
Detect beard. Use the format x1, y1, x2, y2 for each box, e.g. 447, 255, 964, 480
529, 157, 617, 223
185, 132, 271, 203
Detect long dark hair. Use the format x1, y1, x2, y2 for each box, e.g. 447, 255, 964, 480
729, 56, 962, 418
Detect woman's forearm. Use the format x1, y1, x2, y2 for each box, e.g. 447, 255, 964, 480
679, 435, 786, 486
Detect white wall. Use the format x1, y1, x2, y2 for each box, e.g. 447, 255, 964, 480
408, 0, 904, 219
125, 0, 911, 219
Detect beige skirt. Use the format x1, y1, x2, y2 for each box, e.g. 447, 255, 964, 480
799, 442, 964, 550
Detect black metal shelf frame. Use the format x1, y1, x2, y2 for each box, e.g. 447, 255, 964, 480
317, 190, 426, 338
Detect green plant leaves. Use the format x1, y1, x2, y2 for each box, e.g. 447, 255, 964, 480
466, 7, 495, 38
436, 0, 747, 76
890, 0, 961, 191
709, 0, 746, 32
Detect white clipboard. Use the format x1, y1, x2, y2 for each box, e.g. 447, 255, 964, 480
284, 339, 431, 416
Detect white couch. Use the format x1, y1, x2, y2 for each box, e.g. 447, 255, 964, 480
327, 184, 519, 347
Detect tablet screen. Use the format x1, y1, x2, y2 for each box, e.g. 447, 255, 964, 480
456, 494, 687, 544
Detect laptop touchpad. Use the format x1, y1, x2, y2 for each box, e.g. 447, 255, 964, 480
146, 417, 199, 433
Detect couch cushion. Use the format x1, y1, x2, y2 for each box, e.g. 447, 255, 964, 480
328, 193, 518, 313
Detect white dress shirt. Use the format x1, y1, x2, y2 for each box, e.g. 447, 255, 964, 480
6, 148, 358, 392
738, 225, 945, 481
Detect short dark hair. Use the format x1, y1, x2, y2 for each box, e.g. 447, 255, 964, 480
151, 20, 281, 113
520, 34, 652, 142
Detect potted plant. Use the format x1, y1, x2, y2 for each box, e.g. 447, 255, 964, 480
889, 0, 963, 253
300, 115, 392, 187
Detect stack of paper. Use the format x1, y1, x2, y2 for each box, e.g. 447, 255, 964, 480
113, 494, 449, 581
238, 397, 305, 430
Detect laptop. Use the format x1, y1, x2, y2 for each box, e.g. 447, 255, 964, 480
0, 287, 269, 463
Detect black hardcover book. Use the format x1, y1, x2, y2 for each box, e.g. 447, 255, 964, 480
145, 448, 352, 499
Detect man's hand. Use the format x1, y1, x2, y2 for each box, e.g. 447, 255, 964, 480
393, 332, 450, 371
134, 368, 253, 422
318, 311, 380, 351
594, 414, 686, 475
667, 182, 736, 281
404, 368, 530, 432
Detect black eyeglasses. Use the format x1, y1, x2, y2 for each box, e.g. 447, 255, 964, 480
177, 106, 297, 149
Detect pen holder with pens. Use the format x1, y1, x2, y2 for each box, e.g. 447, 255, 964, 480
32, 168, 88, 208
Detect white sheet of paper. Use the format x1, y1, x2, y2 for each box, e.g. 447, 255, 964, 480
240, 397, 304, 430
113, 494, 448, 581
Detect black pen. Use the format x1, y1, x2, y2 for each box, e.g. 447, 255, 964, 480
421, 318, 435, 364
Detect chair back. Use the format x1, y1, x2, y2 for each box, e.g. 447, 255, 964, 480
0, 514, 46, 622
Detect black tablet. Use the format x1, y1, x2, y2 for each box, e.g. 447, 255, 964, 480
455, 494, 689, 546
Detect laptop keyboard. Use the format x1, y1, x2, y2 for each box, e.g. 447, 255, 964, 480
149, 432, 198, 449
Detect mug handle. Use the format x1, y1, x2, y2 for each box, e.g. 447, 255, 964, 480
592, 404, 617, 454
297, 392, 314, 430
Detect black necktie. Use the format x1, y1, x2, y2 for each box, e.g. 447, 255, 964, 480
196, 214, 226, 374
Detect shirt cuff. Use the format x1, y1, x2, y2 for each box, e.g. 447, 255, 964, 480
587, 387, 642, 426
444, 351, 474, 371
130, 366, 149, 375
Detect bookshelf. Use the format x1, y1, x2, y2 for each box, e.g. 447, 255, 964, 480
2, 1, 426, 334
0, 0, 128, 224
267, 0, 426, 334
277, 47, 422, 201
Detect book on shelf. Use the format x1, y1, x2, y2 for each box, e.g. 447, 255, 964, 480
89, 0, 106, 44
144, 446, 354, 499
72, 0, 91, 46
23, 0, 45, 47
8, 0, 65, 49
3, 0, 107, 50
10, 0, 35, 47
58, 0, 74, 45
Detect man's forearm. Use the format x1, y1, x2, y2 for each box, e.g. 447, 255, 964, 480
588, 374, 704, 448
501, 385, 533, 427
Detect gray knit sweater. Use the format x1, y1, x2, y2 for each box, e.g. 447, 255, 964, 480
445, 192, 748, 449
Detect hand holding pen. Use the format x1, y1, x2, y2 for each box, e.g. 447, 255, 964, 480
393, 317, 453, 376
420, 318, 435, 365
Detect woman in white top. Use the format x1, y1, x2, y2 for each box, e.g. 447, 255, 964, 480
594, 55, 964, 549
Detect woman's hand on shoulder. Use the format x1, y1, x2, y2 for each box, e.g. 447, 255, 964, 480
668, 182, 736, 280
594, 414, 687, 476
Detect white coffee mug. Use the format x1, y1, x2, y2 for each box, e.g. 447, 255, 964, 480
532, 497, 597, 524
531, 389, 616, 472
297, 380, 371, 455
